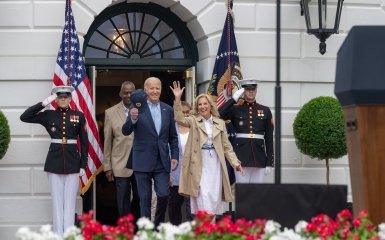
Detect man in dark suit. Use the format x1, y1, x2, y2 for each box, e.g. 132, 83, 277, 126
122, 77, 179, 227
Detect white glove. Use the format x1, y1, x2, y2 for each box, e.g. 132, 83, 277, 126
79, 168, 86, 176
265, 167, 273, 175
42, 94, 57, 107
232, 88, 245, 102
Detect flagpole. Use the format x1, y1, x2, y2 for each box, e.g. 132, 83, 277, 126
226, 0, 233, 217
275, 0, 282, 184
66, 0, 72, 87
90, 66, 97, 219
226, 0, 232, 97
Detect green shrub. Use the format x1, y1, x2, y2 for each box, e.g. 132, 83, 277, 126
293, 96, 347, 184
0, 110, 10, 160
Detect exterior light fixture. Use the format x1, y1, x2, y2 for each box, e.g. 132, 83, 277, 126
300, 0, 344, 54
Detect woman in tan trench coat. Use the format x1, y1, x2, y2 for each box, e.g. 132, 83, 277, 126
170, 81, 244, 216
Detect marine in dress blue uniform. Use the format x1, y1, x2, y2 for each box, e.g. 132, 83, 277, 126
20, 85, 88, 236
219, 79, 274, 183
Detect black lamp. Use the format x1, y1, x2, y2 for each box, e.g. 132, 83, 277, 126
300, 0, 344, 54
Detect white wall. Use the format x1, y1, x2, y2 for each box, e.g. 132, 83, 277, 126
1, 0, 385, 238
191, 0, 384, 190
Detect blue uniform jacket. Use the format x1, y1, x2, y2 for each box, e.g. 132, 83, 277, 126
20, 102, 88, 174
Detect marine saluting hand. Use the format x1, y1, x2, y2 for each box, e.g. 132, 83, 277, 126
42, 94, 57, 107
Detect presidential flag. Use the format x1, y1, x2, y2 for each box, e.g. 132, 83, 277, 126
207, 0, 242, 185
207, 0, 243, 108
52, 0, 103, 194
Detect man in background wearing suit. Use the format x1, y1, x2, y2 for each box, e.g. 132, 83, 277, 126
122, 77, 179, 227
103, 81, 140, 220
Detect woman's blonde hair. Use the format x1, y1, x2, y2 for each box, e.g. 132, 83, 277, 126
191, 94, 220, 118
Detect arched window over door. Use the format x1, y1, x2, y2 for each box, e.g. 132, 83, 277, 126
83, 2, 198, 69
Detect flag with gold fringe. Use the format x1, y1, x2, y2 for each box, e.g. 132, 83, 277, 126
207, 0, 243, 185
52, 0, 103, 194
207, 0, 243, 108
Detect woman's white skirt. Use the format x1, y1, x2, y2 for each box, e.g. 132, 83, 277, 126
190, 149, 223, 215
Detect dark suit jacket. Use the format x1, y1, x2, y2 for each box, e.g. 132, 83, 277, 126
122, 101, 178, 172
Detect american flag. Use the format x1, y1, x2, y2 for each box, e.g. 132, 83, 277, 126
207, 0, 242, 108
52, 0, 103, 194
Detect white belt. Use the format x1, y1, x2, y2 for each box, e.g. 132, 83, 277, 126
236, 133, 264, 139
51, 139, 77, 144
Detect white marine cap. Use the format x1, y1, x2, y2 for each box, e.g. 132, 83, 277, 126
240, 78, 260, 89
52, 85, 75, 95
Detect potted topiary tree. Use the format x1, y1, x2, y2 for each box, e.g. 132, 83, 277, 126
0, 110, 10, 160
293, 96, 347, 185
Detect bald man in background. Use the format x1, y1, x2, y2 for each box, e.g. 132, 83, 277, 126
103, 81, 140, 220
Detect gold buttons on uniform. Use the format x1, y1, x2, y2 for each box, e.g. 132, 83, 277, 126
62, 113, 66, 138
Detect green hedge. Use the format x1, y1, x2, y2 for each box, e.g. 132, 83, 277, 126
0, 110, 10, 160
293, 96, 346, 160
